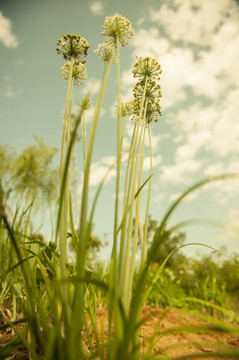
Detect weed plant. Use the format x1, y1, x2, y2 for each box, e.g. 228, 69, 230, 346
1, 13, 239, 360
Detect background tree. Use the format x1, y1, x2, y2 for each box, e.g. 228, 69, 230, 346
137, 215, 187, 267
0, 138, 58, 210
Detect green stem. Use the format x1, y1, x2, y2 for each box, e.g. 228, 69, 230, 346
60, 57, 74, 182
118, 78, 148, 309
118, 122, 136, 272
121, 105, 147, 313
108, 38, 123, 354
129, 124, 146, 287
112, 36, 122, 275
118, 117, 141, 288
142, 124, 152, 264
83, 110, 86, 172
72, 59, 113, 358
58, 58, 74, 345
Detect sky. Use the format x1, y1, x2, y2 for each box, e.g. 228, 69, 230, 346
0, 0, 239, 261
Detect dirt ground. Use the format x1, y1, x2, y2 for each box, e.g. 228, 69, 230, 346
139, 306, 239, 358
1, 306, 239, 359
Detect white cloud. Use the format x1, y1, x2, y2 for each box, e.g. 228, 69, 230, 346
3, 86, 23, 98
82, 77, 101, 96
174, 88, 239, 158
199, 175, 239, 205
215, 179, 239, 204
0, 12, 19, 48
143, 154, 162, 171
126, 29, 196, 107
125, 0, 239, 108
90, 156, 116, 186
145, 131, 162, 151
203, 161, 239, 204
82, 106, 105, 125
90, 1, 104, 16
120, 0, 239, 195
160, 158, 202, 184
151, 191, 165, 204
204, 162, 226, 177
131, 27, 170, 59
228, 208, 239, 224
186, 22, 239, 99
170, 190, 198, 203
225, 222, 239, 237
129, 23, 239, 106
158, 93, 239, 185
205, 160, 239, 177
159, 84, 239, 186
206, 89, 239, 156
121, 69, 137, 101
150, 0, 236, 46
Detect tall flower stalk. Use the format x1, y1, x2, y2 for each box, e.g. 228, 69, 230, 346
56, 33, 89, 340
101, 14, 134, 269
117, 57, 162, 314
71, 34, 117, 357
99, 14, 135, 347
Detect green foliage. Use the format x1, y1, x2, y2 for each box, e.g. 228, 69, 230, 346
0, 138, 58, 209
146, 244, 239, 315
130, 216, 239, 315
12, 138, 58, 205
146, 217, 186, 268
219, 253, 239, 297
147, 266, 186, 308
0, 145, 13, 178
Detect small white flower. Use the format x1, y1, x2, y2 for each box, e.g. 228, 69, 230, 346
101, 13, 134, 47
61, 61, 87, 85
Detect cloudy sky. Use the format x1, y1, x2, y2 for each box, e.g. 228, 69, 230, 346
0, 0, 239, 259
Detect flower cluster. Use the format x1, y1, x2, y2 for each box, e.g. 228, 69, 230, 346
94, 42, 117, 63
77, 96, 93, 110
56, 34, 90, 62
127, 99, 161, 124
61, 61, 87, 85
114, 100, 135, 118
132, 57, 162, 81
143, 101, 162, 124
132, 57, 162, 124
133, 79, 162, 104
101, 13, 134, 47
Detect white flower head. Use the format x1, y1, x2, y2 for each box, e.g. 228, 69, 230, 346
101, 13, 134, 47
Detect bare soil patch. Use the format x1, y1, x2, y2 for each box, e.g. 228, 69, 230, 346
1, 306, 239, 359
139, 306, 239, 358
